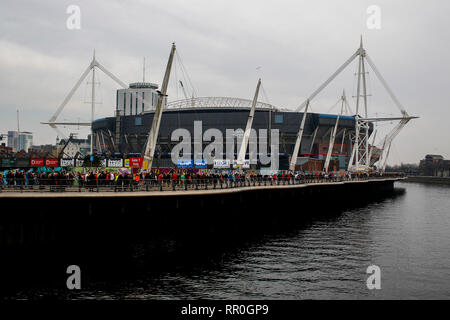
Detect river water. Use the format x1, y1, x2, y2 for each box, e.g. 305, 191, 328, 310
9, 181, 450, 299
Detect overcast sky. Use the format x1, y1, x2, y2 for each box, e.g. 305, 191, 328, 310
0, 0, 449, 165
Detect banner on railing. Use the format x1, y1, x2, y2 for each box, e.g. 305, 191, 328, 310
30, 158, 44, 167
213, 159, 230, 169
194, 159, 207, 168
232, 160, 250, 169
127, 157, 143, 167
45, 159, 59, 167
60, 158, 74, 167
76, 159, 84, 167
100, 159, 107, 167
178, 159, 193, 168
108, 159, 123, 167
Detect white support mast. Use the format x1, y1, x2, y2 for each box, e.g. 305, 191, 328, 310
340, 129, 346, 154
382, 141, 393, 172
347, 139, 356, 171
295, 51, 360, 112
360, 39, 370, 167
354, 46, 363, 167
237, 78, 261, 166
349, 37, 372, 171
290, 44, 362, 170
143, 43, 176, 170
367, 129, 377, 165
90, 50, 96, 155
43, 52, 131, 141
324, 91, 345, 172
308, 126, 319, 155
377, 117, 411, 172
48, 64, 93, 125
289, 99, 310, 172
290, 37, 416, 174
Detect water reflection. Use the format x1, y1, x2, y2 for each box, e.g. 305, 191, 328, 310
6, 183, 450, 299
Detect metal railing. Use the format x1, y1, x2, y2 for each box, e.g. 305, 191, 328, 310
0, 174, 403, 193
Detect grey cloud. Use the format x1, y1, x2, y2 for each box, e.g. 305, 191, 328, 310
0, 0, 449, 164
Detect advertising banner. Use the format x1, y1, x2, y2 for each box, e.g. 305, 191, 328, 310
128, 157, 143, 167
194, 159, 207, 168
100, 159, 107, 167
108, 159, 123, 167
60, 158, 74, 167
45, 159, 59, 167
178, 159, 193, 168
213, 159, 230, 169
233, 160, 250, 169
30, 158, 44, 167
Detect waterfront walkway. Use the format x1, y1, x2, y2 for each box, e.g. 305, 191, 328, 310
0, 176, 404, 198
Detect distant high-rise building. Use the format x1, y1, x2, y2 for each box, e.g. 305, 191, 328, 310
116, 82, 162, 116
7, 131, 33, 152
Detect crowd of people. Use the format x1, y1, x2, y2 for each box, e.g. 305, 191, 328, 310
0, 167, 399, 190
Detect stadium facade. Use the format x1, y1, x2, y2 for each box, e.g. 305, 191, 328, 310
92, 86, 374, 170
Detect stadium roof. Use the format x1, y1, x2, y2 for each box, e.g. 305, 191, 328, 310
164, 97, 290, 112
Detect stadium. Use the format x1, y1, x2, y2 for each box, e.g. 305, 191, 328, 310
43, 41, 416, 172
42, 41, 417, 172
92, 94, 368, 170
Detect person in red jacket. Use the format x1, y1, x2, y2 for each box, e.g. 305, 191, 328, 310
172, 171, 178, 186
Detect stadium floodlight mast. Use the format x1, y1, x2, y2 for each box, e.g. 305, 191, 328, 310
289, 37, 418, 173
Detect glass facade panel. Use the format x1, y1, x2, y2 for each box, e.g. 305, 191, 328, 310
275, 114, 283, 123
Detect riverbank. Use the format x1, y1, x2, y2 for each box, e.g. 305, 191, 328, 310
404, 176, 450, 185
